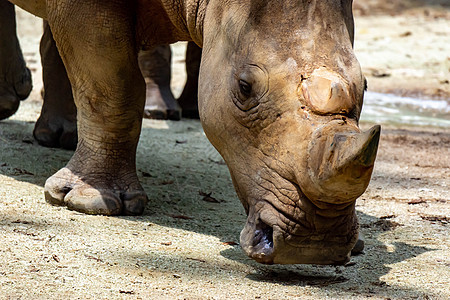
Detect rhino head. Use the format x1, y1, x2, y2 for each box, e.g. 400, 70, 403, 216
198, 0, 379, 265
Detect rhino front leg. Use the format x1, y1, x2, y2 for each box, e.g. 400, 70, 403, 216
0, 0, 32, 120
44, 1, 147, 215
34, 21, 77, 150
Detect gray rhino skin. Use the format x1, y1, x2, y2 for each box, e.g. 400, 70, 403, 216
10, 0, 380, 265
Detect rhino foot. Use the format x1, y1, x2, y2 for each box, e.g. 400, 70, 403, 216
33, 110, 77, 150
139, 46, 181, 121
0, 0, 32, 120
143, 81, 181, 121
45, 166, 148, 216
0, 66, 32, 120
33, 21, 77, 150
33, 91, 78, 150
0, 93, 20, 120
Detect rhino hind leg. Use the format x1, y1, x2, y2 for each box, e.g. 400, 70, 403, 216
33, 21, 77, 150
140, 46, 181, 121
178, 41, 201, 119
44, 1, 147, 215
0, 0, 32, 120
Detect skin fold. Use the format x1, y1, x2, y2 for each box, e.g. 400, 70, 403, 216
8, 0, 380, 265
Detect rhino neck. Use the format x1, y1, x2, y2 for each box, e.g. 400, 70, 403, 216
134, 0, 207, 47
183, 0, 208, 47
155, 0, 208, 47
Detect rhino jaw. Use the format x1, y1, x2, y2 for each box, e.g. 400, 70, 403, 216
240, 218, 354, 265
304, 122, 381, 205
239, 202, 356, 265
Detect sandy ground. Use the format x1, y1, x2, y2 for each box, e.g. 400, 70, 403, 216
1, 2, 449, 299
353, 0, 450, 100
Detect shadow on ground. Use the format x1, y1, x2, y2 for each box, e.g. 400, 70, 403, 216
0, 118, 439, 298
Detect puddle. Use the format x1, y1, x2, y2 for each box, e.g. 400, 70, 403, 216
360, 92, 450, 128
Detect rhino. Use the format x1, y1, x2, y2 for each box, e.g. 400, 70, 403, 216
9, 0, 380, 265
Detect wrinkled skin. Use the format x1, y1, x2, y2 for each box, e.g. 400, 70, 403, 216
0, 6, 200, 148
0, 0, 32, 120
11, 0, 380, 265
35, 23, 191, 150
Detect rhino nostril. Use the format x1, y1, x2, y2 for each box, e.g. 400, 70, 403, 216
250, 219, 274, 263
240, 213, 276, 264
254, 220, 274, 250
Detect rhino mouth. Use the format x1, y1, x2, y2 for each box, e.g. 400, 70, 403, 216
240, 197, 357, 265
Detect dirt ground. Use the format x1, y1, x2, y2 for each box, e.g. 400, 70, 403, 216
1, 1, 449, 299
353, 0, 450, 100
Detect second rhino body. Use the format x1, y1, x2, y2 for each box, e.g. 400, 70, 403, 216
10, 0, 380, 265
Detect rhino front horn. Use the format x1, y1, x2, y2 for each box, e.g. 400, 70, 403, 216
304, 122, 381, 205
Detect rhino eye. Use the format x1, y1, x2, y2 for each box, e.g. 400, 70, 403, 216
231, 64, 268, 112
239, 79, 252, 97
